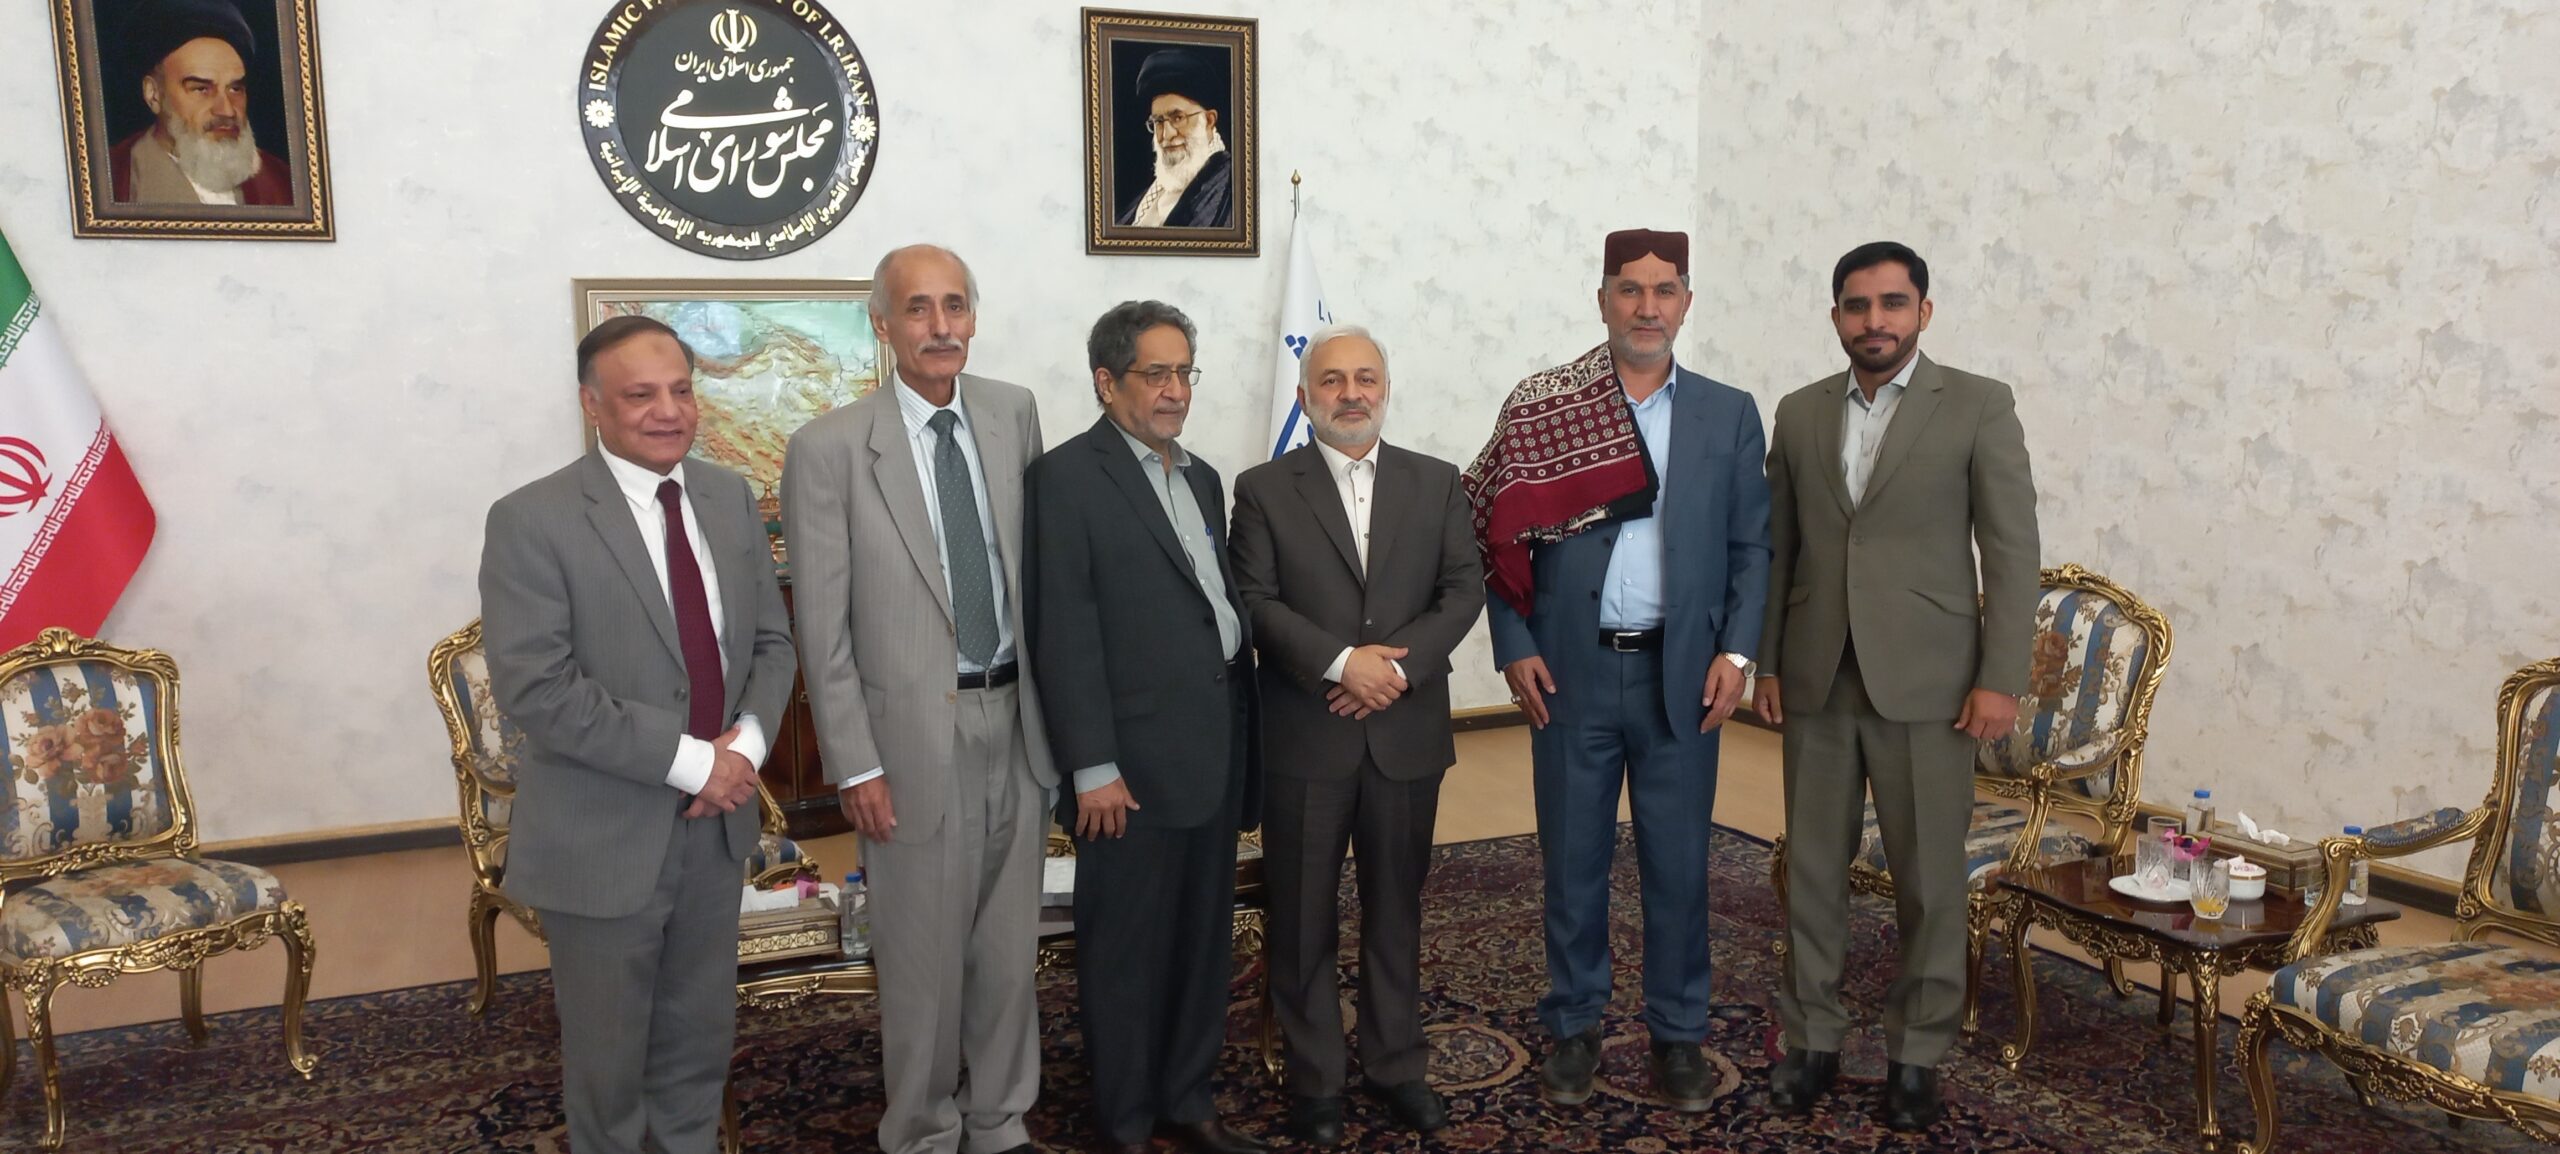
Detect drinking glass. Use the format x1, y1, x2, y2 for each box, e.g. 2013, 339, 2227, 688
2189, 857, 2232, 921
2133, 832, 2172, 892
2145, 815, 2182, 840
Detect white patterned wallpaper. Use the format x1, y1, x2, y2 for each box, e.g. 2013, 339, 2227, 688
0, 1, 1701, 841
1690, 2, 2560, 877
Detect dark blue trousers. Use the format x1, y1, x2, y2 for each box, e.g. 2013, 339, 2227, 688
1529, 645, 1721, 1043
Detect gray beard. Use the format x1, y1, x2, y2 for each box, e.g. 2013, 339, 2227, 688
1150, 127, 1223, 193
168, 117, 260, 193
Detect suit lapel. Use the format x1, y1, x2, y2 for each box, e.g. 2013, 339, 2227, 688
1662, 370, 1713, 525
868, 390, 956, 624
578, 454, 686, 669
1289, 445, 1366, 585
1858, 353, 1945, 507
960, 377, 1027, 604
1089, 417, 1202, 585
1367, 444, 1422, 595
1811, 370, 1857, 516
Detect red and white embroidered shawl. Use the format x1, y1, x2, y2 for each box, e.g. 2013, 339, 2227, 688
1461, 344, 1657, 618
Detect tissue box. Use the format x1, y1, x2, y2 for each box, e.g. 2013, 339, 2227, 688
2205, 819, 2324, 895
739, 895, 841, 964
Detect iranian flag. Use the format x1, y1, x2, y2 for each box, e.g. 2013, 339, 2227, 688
0, 228, 154, 649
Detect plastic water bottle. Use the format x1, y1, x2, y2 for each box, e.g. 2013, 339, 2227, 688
2341, 827, 2369, 906
840, 870, 872, 960
2183, 789, 2216, 839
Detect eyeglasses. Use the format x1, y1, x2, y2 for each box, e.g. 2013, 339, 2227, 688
1142, 108, 1205, 133
1123, 365, 1204, 388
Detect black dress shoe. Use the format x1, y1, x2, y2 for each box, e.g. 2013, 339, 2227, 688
1649, 1039, 1714, 1113
1540, 1027, 1604, 1106
1363, 1078, 1448, 1132
1092, 1142, 1151, 1154
1287, 1095, 1346, 1146
1767, 1047, 1839, 1115
1882, 1061, 1943, 1131
1160, 1117, 1271, 1154
988, 1146, 1038, 1154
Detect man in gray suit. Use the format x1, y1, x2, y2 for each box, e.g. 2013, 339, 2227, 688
479, 315, 798, 1154
1228, 325, 1482, 1146
781, 244, 1054, 1154
1758, 242, 2039, 1130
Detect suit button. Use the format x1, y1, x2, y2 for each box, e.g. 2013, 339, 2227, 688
1589, 592, 1599, 601
945, 690, 958, 704
1364, 618, 1373, 626
1202, 615, 1213, 626
674, 688, 688, 699
1213, 671, 1225, 684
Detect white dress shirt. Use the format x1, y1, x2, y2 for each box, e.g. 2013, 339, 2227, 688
598, 446, 768, 794
841, 381, 1016, 791
1842, 354, 1918, 507
1312, 438, 1406, 685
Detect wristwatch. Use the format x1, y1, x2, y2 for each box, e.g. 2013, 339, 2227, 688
1720, 652, 1753, 673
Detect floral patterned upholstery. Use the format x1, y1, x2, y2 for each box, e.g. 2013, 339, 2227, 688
2272, 940, 2560, 1101
1981, 585, 2156, 801
441, 645, 525, 870
2365, 806, 2468, 850
0, 659, 178, 861
1857, 799, 2096, 891
2490, 683, 2560, 917
745, 829, 805, 881
0, 857, 288, 960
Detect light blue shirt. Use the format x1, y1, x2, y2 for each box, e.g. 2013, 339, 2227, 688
1599, 365, 1678, 631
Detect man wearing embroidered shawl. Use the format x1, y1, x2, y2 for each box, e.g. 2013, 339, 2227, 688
1463, 230, 1771, 1111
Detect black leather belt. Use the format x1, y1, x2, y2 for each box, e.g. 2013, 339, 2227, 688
958, 661, 1018, 690
1599, 628, 1664, 652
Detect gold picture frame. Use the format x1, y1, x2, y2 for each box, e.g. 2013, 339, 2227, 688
1082, 7, 1258, 257
49, 0, 335, 241
570, 278, 884, 573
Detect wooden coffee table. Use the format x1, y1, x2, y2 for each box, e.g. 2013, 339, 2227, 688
1993, 857, 2399, 1149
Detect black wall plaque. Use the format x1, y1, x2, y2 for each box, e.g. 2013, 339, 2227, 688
579, 0, 879, 259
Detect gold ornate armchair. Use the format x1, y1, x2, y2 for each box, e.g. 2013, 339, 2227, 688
2236, 657, 2560, 1151
428, 620, 816, 1015
0, 629, 317, 1149
1771, 564, 2173, 1027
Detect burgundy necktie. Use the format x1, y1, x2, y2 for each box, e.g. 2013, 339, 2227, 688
656, 479, 725, 740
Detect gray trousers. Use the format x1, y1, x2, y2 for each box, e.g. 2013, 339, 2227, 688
862, 682, 1048, 1154
1265, 759, 1443, 1097
541, 807, 740, 1154
1776, 656, 1979, 1067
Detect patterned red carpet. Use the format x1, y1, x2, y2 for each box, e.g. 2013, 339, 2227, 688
2, 827, 2536, 1152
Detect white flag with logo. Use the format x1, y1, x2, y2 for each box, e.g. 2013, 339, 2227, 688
1266, 207, 1333, 458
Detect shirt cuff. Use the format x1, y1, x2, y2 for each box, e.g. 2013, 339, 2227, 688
730, 713, 770, 769
1323, 647, 1353, 684
666, 735, 714, 795
839, 767, 885, 790
1073, 763, 1123, 794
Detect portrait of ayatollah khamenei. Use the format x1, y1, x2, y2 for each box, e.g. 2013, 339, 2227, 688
49, 0, 336, 240
1081, 8, 1257, 257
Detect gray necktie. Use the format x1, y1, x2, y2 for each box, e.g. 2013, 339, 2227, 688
927, 409, 999, 665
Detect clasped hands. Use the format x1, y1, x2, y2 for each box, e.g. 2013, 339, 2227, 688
680, 724, 760, 819
1327, 644, 1410, 720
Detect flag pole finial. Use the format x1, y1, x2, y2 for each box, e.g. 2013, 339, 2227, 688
1291, 170, 1301, 218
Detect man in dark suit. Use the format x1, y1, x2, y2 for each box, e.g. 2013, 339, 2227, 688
1477, 230, 1772, 1111
1758, 242, 2039, 1130
1228, 326, 1485, 1146
479, 316, 798, 1153
1026, 300, 1268, 1154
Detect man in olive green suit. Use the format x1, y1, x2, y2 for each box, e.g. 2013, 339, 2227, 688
1756, 242, 2040, 1132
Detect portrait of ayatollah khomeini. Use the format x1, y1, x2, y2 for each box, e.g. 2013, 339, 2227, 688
1116, 46, 1235, 230
106, 0, 294, 207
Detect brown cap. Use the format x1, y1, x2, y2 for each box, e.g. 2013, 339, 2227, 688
1603, 229, 1688, 276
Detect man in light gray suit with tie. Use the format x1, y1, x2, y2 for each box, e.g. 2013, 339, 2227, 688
479, 315, 798, 1154
782, 244, 1055, 1154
